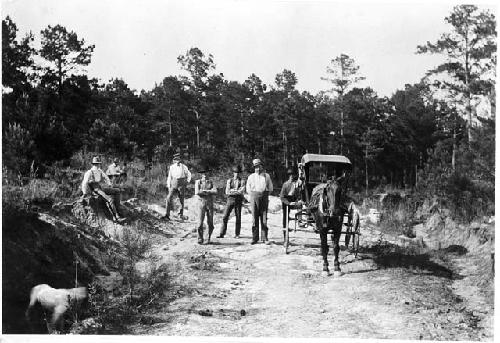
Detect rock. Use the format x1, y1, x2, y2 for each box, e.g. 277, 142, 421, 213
198, 309, 213, 316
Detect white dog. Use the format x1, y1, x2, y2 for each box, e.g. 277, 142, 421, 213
25, 284, 88, 333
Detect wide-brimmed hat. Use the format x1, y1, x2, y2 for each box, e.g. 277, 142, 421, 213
92, 157, 102, 164
173, 153, 181, 161
232, 165, 242, 173
113, 158, 119, 163
252, 158, 262, 167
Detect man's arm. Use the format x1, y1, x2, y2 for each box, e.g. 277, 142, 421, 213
266, 174, 273, 193
166, 165, 172, 189
81, 171, 91, 195
208, 182, 218, 194
237, 179, 246, 194
185, 165, 192, 183
101, 170, 112, 186
194, 180, 201, 195
105, 165, 112, 175
246, 175, 253, 193
225, 179, 231, 196
280, 183, 290, 205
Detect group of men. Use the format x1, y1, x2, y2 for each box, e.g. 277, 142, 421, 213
81, 152, 304, 245
163, 153, 303, 245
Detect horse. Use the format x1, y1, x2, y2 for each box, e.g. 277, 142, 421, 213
308, 178, 345, 276
25, 284, 88, 333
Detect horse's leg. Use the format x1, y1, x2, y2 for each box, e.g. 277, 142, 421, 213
317, 214, 329, 273
52, 306, 67, 333
332, 219, 342, 275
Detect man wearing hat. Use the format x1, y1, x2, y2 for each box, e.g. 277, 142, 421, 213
217, 165, 246, 239
280, 167, 303, 242
106, 158, 126, 185
246, 158, 273, 244
194, 168, 217, 244
81, 156, 125, 222
164, 152, 192, 220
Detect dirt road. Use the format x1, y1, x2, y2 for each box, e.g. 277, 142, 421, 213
131, 197, 493, 340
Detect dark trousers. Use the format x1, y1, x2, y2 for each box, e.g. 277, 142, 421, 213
219, 197, 242, 237
282, 203, 290, 229
197, 198, 214, 242
250, 192, 269, 242
165, 186, 185, 217
94, 186, 122, 218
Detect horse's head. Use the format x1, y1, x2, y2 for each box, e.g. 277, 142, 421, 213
322, 180, 341, 217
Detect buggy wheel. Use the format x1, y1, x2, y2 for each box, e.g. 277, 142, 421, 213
284, 226, 290, 254
284, 212, 290, 254
344, 224, 352, 248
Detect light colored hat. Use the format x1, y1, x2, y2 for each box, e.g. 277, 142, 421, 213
252, 158, 262, 167
113, 158, 119, 163
92, 157, 102, 164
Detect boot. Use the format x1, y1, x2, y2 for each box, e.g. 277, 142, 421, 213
264, 230, 270, 245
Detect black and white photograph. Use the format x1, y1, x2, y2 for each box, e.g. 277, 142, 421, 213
1, 0, 496, 340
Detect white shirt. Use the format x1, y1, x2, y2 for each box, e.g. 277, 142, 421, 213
246, 172, 273, 193
81, 166, 111, 195
167, 162, 192, 188
106, 162, 123, 176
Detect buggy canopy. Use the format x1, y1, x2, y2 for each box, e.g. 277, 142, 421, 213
301, 154, 352, 166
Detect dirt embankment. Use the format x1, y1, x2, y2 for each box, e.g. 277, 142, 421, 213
2, 203, 115, 333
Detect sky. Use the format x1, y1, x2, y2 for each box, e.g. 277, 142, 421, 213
2, 0, 497, 97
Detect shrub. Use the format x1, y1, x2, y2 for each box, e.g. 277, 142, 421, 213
2, 122, 34, 175
85, 223, 171, 334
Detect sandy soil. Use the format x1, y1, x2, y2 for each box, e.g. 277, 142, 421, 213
130, 197, 494, 340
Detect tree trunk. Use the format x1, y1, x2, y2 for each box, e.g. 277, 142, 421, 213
317, 136, 321, 154
58, 59, 63, 97
283, 131, 288, 168
340, 105, 344, 155
452, 128, 456, 171
465, 35, 472, 147
168, 108, 172, 147
365, 145, 368, 196
415, 164, 418, 188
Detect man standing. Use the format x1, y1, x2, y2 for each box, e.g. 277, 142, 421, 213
81, 156, 125, 222
217, 165, 246, 239
246, 158, 273, 245
164, 152, 192, 220
194, 169, 217, 244
280, 168, 303, 242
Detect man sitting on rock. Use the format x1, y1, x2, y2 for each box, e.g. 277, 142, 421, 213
81, 156, 125, 222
